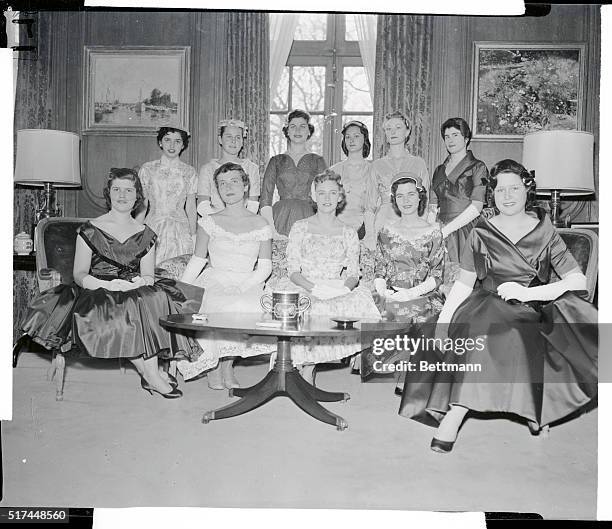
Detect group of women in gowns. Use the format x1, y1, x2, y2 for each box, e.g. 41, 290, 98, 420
18, 109, 597, 452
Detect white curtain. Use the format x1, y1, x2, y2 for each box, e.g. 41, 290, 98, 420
352, 14, 377, 104
269, 13, 299, 92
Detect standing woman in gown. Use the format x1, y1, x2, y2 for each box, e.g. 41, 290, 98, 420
259, 109, 327, 237
197, 119, 260, 216
137, 127, 198, 263
329, 120, 378, 250
372, 110, 430, 235
360, 174, 446, 378
280, 170, 380, 383
19, 168, 203, 398
400, 159, 597, 453
431, 118, 489, 281
179, 162, 273, 388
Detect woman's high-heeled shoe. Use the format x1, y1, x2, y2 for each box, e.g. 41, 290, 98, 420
141, 375, 177, 391
430, 437, 454, 453
140, 378, 183, 399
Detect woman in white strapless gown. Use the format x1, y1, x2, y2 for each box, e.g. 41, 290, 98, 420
178, 162, 274, 388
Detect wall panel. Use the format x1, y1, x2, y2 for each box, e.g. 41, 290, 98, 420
429, 5, 600, 220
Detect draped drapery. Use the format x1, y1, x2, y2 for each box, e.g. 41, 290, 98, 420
269, 13, 298, 95
13, 11, 55, 234
372, 15, 434, 168
13, 12, 56, 341
225, 12, 270, 177
352, 14, 377, 103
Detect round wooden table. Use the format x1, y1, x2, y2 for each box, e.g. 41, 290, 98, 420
160, 313, 407, 430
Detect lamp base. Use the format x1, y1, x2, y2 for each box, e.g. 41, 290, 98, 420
35, 182, 62, 223
547, 189, 570, 228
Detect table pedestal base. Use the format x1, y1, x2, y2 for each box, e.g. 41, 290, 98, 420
202, 336, 350, 430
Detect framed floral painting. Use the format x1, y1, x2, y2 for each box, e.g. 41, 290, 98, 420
471, 42, 585, 140
83, 46, 190, 133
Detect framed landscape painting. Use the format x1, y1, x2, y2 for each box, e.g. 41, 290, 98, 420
471, 42, 585, 140
83, 46, 190, 133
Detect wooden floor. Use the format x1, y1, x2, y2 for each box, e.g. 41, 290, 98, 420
1, 352, 598, 519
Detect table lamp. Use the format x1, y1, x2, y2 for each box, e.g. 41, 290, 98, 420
522, 130, 595, 227
14, 129, 82, 223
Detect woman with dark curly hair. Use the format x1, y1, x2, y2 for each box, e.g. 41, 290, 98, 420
399, 159, 597, 452
431, 118, 489, 281
19, 168, 205, 398
329, 120, 378, 249
137, 126, 198, 263
259, 109, 327, 237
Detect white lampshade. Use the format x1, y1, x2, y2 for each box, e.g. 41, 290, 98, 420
522, 130, 595, 197
14, 129, 81, 187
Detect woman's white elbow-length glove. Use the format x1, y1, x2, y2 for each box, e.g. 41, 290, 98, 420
181, 255, 207, 285
239, 258, 272, 293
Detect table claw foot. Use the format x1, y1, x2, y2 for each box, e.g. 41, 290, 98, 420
342, 393, 350, 403
202, 411, 214, 424
336, 419, 348, 431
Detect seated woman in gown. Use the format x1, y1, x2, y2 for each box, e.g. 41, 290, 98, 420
20, 168, 205, 399
360, 173, 446, 379
277, 170, 381, 383
399, 159, 597, 453
179, 162, 274, 389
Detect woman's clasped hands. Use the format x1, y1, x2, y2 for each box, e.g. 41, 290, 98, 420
107, 276, 149, 291
497, 281, 530, 303
311, 283, 350, 300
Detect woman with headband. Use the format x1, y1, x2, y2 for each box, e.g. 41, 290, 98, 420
197, 119, 261, 216
259, 109, 327, 237
360, 173, 446, 379
137, 126, 198, 264
329, 120, 378, 250
372, 110, 430, 235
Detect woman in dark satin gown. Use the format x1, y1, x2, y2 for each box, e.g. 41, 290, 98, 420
20, 168, 202, 398
259, 109, 327, 237
431, 118, 489, 280
400, 159, 597, 453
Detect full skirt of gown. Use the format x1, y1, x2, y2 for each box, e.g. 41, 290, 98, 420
399, 291, 597, 428
20, 278, 203, 360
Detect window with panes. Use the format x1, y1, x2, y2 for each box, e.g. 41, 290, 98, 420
270, 14, 374, 165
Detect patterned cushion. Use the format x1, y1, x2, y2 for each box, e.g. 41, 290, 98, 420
155, 254, 192, 280
268, 238, 289, 287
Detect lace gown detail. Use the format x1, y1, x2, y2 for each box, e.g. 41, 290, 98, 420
276, 218, 380, 365
177, 215, 275, 379
139, 159, 197, 263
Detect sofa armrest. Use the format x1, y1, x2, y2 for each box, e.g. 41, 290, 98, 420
37, 267, 61, 292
